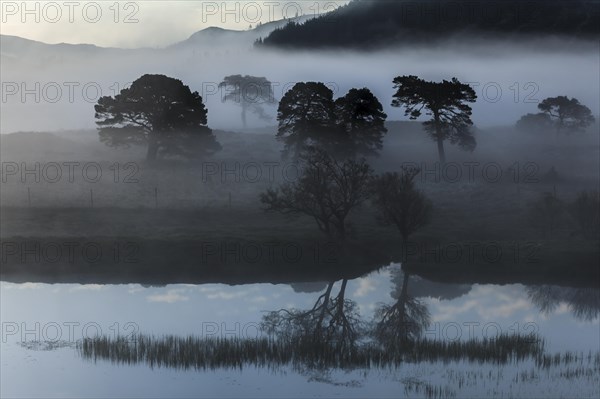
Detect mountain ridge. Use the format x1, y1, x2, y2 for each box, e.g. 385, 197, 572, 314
259, 0, 600, 49
0, 14, 318, 52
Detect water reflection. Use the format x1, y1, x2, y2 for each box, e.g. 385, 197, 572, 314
77, 332, 549, 371
7, 266, 600, 398
261, 279, 363, 353
77, 267, 551, 372
374, 271, 430, 343
527, 285, 600, 321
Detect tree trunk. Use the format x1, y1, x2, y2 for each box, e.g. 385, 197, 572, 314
241, 105, 248, 129
399, 272, 410, 303
401, 236, 409, 263
437, 138, 446, 164
316, 282, 335, 333
146, 134, 159, 161
556, 116, 563, 136
433, 111, 446, 164
398, 271, 411, 341
337, 279, 348, 311
336, 220, 346, 242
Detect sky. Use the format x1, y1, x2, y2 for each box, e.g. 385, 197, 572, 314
0, 0, 350, 48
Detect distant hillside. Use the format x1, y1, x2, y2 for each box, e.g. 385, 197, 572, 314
0, 14, 317, 65
259, 0, 600, 49
169, 15, 316, 49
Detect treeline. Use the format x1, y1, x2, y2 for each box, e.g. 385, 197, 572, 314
91, 74, 600, 250
94, 74, 596, 164
257, 0, 600, 49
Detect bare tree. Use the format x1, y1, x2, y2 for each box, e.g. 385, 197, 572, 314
528, 192, 565, 238
569, 190, 600, 240
371, 167, 433, 245
261, 279, 362, 352
260, 147, 373, 240
374, 271, 431, 345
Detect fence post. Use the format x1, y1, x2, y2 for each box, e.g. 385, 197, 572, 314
27, 187, 31, 207
90, 189, 94, 208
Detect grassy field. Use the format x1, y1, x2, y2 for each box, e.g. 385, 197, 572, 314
1, 196, 598, 287
1, 122, 598, 286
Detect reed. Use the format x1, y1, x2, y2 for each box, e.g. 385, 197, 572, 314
77, 332, 546, 371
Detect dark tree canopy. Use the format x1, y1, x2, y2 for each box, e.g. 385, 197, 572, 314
276, 82, 336, 159
335, 88, 388, 158
537, 96, 595, 134
277, 83, 388, 159
219, 75, 276, 129
516, 112, 554, 134
392, 75, 477, 163
95, 74, 220, 161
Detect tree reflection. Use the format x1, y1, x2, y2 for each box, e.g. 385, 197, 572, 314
527, 285, 600, 321
74, 269, 549, 374
374, 270, 431, 344
261, 279, 363, 353
373, 265, 471, 345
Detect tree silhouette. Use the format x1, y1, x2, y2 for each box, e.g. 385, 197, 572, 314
515, 113, 554, 134
277, 83, 387, 159
260, 147, 373, 241
374, 269, 431, 345
261, 279, 362, 353
391, 75, 477, 163
528, 192, 565, 238
335, 88, 388, 158
569, 190, 600, 240
371, 167, 433, 247
95, 74, 220, 161
538, 96, 595, 135
527, 285, 600, 321
218, 75, 275, 129
276, 82, 336, 159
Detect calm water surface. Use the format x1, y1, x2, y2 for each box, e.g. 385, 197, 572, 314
1, 265, 599, 398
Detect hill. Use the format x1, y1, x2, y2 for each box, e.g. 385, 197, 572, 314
168, 15, 317, 50
258, 0, 600, 49
0, 14, 318, 65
